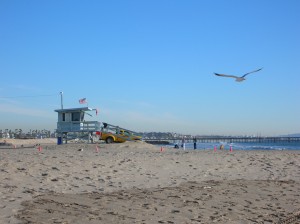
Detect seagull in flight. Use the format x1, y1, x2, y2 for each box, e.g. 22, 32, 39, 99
214, 68, 263, 82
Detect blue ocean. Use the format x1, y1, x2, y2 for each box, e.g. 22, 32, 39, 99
166, 141, 300, 151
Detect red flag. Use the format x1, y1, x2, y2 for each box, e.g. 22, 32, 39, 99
96, 108, 99, 115
79, 98, 87, 104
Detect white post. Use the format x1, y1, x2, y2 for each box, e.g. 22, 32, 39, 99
60, 91, 63, 109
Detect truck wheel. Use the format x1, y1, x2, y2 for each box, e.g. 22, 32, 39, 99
106, 137, 114, 144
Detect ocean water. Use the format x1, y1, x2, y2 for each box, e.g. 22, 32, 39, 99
166, 141, 300, 151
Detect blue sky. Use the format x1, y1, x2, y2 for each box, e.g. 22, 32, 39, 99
0, 0, 299, 136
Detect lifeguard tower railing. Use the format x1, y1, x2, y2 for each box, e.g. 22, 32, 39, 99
56, 121, 101, 132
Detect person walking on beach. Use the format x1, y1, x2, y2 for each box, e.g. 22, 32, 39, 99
193, 137, 197, 150
182, 137, 186, 150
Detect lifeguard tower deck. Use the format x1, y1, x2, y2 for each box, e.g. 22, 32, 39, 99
54, 107, 100, 144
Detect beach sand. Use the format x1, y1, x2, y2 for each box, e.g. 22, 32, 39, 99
1, 139, 300, 223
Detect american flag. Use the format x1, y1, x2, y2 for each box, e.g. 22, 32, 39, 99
79, 98, 87, 104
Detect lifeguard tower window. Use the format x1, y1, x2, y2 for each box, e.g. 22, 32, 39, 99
72, 112, 81, 122
62, 113, 65, 122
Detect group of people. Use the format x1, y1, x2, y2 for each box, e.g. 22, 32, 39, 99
174, 137, 198, 150
174, 137, 226, 151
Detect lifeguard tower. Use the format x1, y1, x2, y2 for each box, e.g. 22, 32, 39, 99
54, 107, 100, 144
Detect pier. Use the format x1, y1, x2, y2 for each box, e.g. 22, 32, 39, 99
145, 137, 300, 145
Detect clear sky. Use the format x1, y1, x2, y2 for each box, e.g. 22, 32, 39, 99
1, 0, 299, 136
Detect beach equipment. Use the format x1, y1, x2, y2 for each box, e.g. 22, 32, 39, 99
57, 137, 62, 145
37, 146, 42, 152
54, 106, 100, 144
100, 122, 142, 144
214, 68, 263, 82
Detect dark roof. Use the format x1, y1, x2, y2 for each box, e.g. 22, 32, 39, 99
54, 107, 93, 113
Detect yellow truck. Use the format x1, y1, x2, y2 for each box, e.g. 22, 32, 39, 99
100, 122, 142, 144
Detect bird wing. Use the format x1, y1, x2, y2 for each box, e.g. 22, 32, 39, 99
242, 68, 263, 78
214, 73, 239, 79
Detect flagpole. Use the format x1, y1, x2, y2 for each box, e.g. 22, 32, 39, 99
60, 92, 63, 109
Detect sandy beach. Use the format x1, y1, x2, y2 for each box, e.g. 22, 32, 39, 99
1, 139, 300, 224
